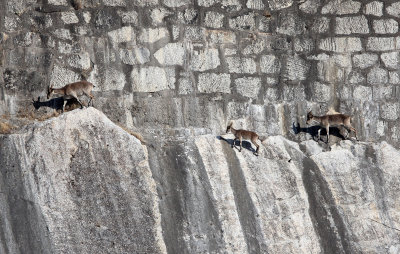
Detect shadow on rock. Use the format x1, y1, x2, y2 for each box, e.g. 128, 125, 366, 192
217, 136, 257, 154
32, 96, 82, 112
292, 122, 346, 143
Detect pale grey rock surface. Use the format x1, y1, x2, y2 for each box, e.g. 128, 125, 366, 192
0, 108, 166, 254
1, 109, 400, 253
3, 0, 400, 251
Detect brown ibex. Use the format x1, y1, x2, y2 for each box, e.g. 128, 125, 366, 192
226, 122, 262, 155
306, 111, 358, 143
47, 80, 95, 112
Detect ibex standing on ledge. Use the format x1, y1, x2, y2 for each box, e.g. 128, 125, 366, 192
226, 122, 262, 155
306, 111, 358, 143
47, 81, 95, 112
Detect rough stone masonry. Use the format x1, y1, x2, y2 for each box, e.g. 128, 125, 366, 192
1, 0, 400, 146
2, 1, 400, 253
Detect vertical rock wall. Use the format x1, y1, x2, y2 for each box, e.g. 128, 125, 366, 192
1, 0, 400, 146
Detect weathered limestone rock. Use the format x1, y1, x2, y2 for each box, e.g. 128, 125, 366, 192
365, 1, 383, 16
299, 0, 320, 14
226, 57, 257, 74
163, 0, 191, 7
353, 85, 372, 101
276, 11, 305, 36
311, 82, 331, 102
260, 55, 281, 74
352, 53, 378, 69
103, 68, 126, 91
373, 19, 399, 34
204, 11, 224, 28
234, 77, 261, 98
0, 108, 166, 253
131, 67, 175, 92
319, 37, 362, 52
246, 0, 264, 10
118, 10, 138, 24
67, 52, 91, 70
387, 2, 400, 18
50, 65, 80, 88
108, 26, 134, 45
190, 48, 220, 71
284, 55, 309, 81
381, 103, 399, 120
206, 30, 236, 44
367, 67, 388, 85
154, 43, 186, 66
2, 107, 400, 253
367, 37, 396, 51
198, 73, 231, 93
103, 0, 126, 6
312, 17, 330, 33
373, 86, 392, 101
229, 12, 256, 31
267, 0, 293, 10
381, 52, 400, 70
61, 12, 79, 24
335, 16, 369, 34
119, 47, 150, 65
139, 27, 169, 44
322, 0, 361, 15
389, 71, 400, 84
48, 0, 68, 6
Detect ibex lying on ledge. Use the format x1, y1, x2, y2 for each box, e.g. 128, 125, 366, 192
226, 122, 262, 155
47, 81, 95, 112
306, 111, 358, 143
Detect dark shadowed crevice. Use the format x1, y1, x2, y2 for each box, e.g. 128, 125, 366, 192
301, 155, 357, 254
221, 141, 268, 254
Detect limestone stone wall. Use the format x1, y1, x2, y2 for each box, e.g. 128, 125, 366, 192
2, 0, 400, 145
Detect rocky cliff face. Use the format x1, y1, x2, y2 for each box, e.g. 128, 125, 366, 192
1, 108, 399, 253
2, 0, 400, 253
2, 0, 400, 146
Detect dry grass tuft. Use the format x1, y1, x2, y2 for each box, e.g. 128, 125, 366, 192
17, 110, 60, 122
0, 121, 14, 134
117, 124, 146, 145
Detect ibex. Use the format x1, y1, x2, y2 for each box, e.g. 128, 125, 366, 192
47, 80, 95, 112
226, 122, 262, 155
306, 111, 358, 143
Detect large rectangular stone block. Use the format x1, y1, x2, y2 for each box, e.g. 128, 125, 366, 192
131, 67, 175, 92
226, 57, 256, 74
335, 16, 369, 34
198, 73, 231, 93
367, 37, 396, 51
319, 37, 362, 52
234, 77, 261, 98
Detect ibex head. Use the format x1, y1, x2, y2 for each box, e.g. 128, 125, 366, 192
47, 84, 54, 99
306, 111, 314, 125
226, 121, 233, 133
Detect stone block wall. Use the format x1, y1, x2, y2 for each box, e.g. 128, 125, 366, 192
2, 0, 400, 145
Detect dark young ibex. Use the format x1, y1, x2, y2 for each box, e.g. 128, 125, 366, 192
47, 80, 95, 112
226, 121, 262, 155
306, 111, 358, 143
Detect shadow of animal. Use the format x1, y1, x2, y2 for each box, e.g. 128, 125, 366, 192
217, 136, 257, 153
292, 122, 346, 142
32, 96, 82, 112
